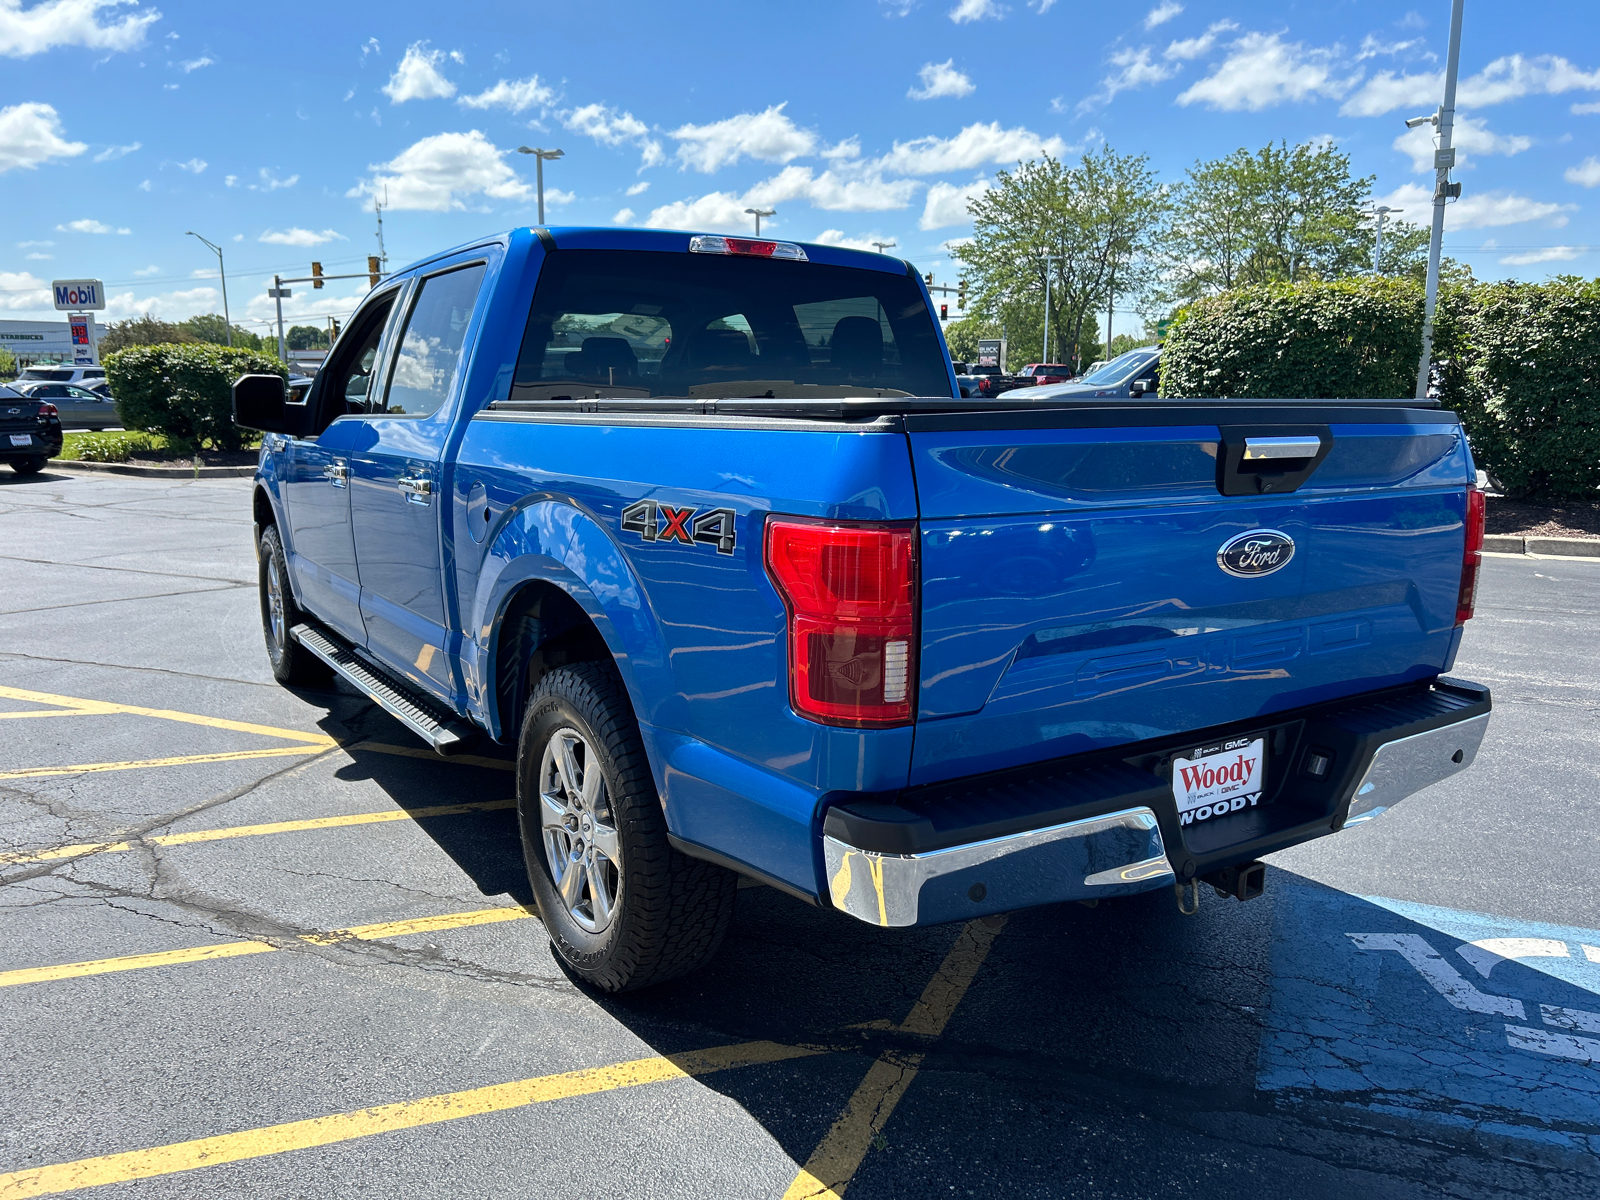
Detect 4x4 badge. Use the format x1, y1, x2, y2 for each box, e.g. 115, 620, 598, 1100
621, 501, 737, 555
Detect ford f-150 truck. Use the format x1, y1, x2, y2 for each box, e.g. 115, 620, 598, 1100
234, 226, 1491, 992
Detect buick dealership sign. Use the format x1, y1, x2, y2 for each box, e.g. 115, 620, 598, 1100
52, 279, 105, 310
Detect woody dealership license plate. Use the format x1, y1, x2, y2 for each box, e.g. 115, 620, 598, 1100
1172, 737, 1264, 826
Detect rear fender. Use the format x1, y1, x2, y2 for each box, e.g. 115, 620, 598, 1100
466, 499, 667, 743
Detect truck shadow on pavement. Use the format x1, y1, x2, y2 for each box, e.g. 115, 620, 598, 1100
309, 701, 1600, 1196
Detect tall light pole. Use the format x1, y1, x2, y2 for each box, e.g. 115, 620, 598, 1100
1039, 252, 1061, 365
745, 207, 775, 236
515, 146, 565, 225
1372, 205, 1403, 274
870, 239, 897, 255
1408, 0, 1464, 399
185, 231, 231, 346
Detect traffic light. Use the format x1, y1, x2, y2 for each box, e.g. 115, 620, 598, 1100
367, 256, 381, 288
924, 272, 933, 287
311, 261, 324, 289
940, 303, 948, 321
957, 277, 967, 307
329, 317, 341, 344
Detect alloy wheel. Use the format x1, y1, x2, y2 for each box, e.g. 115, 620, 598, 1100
538, 727, 622, 933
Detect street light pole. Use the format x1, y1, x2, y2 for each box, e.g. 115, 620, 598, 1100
185, 231, 231, 346
516, 147, 565, 225
744, 208, 776, 236
1372, 205, 1404, 274
1039, 252, 1061, 365
1411, 0, 1465, 399
870, 239, 897, 255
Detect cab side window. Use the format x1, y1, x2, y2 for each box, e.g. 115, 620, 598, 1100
320, 292, 397, 422
377, 263, 487, 418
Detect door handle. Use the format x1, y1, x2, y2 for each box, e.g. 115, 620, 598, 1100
398, 475, 433, 505
323, 459, 348, 487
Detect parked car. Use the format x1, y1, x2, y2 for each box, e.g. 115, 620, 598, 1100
1016, 363, 1076, 385
1005, 346, 1161, 400
234, 225, 1492, 993
0, 384, 65, 474
973, 369, 1036, 397
14, 365, 108, 389
11, 381, 120, 430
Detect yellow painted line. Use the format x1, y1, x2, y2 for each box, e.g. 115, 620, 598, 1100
0, 708, 89, 721
0, 685, 336, 746
0, 1040, 822, 1198
0, 906, 534, 990
348, 742, 514, 772
0, 745, 327, 781
0, 798, 517, 865
782, 916, 1007, 1199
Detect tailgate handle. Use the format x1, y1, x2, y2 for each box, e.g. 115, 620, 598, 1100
1244, 436, 1322, 461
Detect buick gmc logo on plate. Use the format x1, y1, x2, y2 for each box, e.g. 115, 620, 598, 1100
1217, 528, 1295, 577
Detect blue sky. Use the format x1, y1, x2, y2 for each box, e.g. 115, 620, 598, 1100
2, 0, 1596, 341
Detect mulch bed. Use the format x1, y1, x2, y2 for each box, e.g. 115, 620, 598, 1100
1485, 495, 1600, 540
121, 450, 260, 469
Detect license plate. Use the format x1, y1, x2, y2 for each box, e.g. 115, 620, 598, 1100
1172, 736, 1264, 826
9, 434, 31, 447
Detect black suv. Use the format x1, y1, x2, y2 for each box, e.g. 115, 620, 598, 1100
0, 386, 65, 475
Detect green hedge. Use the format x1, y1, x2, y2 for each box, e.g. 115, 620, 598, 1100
1436, 278, 1600, 500
1160, 278, 1424, 400
105, 343, 286, 452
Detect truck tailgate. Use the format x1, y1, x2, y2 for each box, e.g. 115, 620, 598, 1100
908, 406, 1471, 786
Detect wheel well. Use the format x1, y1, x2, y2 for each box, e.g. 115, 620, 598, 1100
252, 486, 275, 543
494, 582, 612, 742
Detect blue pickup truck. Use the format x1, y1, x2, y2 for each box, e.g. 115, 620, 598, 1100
234, 226, 1492, 992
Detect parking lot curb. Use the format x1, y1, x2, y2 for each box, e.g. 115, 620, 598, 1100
1483, 534, 1600, 559
47, 460, 257, 480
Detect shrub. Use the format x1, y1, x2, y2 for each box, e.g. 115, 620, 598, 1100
1159, 278, 1424, 399
105, 343, 285, 451
1436, 277, 1600, 500
65, 431, 158, 463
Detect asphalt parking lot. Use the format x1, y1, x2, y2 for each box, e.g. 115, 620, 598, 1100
1, 467, 1597, 1199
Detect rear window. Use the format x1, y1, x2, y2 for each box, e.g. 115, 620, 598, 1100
511, 249, 951, 400
20, 369, 72, 382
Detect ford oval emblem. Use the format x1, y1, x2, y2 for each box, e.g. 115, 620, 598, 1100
1217, 529, 1295, 578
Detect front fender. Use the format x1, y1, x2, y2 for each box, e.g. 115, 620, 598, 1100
464, 498, 668, 741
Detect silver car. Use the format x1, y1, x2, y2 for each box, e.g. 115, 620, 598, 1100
11, 381, 121, 430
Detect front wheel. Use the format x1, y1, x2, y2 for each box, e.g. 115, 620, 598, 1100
258, 523, 332, 687
517, 662, 736, 992
9, 456, 46, 476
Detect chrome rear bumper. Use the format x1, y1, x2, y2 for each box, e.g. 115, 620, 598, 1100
1344, 710, 1490, 826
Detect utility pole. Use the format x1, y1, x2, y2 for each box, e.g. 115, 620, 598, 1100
516, 147, 565, 225
871, 239, 897, 255
1105, 267, 1117, 362
268, 274, 290, 362
1373, 205, 1403, 274
374, 188, 389, 274
744, 208, 776, 236
1410, 0, 1465, 400
184, 231, 232, 346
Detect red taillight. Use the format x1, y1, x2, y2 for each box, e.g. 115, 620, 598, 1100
36, 402, 58, 418
765, 517, 916, 728
1456, 486, 1485, 625
688, 234, 809, 262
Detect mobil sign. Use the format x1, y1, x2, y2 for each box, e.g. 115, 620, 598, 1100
53, 279, 105, 310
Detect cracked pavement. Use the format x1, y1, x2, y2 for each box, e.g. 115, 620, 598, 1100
1, 472, 1596, 1198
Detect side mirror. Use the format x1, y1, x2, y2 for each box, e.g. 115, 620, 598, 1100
233, 374, 312, 437
1128, 380, 1149, 397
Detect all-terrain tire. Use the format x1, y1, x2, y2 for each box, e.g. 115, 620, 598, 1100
517, 662, 736, 992
258, 523, 333, 687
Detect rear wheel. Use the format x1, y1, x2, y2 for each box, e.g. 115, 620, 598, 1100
9, 456, 46, 476
258, 523, 332, 687
517, 662, 736, 992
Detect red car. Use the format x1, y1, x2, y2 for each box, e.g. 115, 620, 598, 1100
1017, 363, 1076, 385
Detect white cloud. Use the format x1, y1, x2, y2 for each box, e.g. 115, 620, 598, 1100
0, 101, 86, 172
0, 0, 159, 58
92, 140, 140, 162
249, 167, 298, 191
1143, 1, 1181, 29
1164, 20, 1236, 61
24, 251, 48, 260
223, 174, 237, 187
812, 229, 896, 251
347, 129, 530, 212
671, 103, 816, 173
134, 264, 159, 275
1574, 101, 1600, 115
56, 218, 130, 234
921, 177, 990, 229
949, 0, 1002, 23
1500, 246, 1583, 266
0, 270, 49, 310
612, 207, 635, 225
172, 156, 206, 173
1565, 156, 1600, 187
459, 75, 556, 113
872, 121, 1067, 174
909, 59, 975, 100
822, 137, 860, 160
1342, 54, 1600, 117
543, 186, 575, 207
382, 41, 457, 104
1081, 47, 1177, 111
138, 178, 150, 191
259, 228, 346, 247
180, 55, 212, 72
625, 180, 649, 195
1177, 32, 1355, 111
15, 239, 50, 247
1394, 115, 1531, 172
643, 165, 921, 233
1355, 35, 1425, 62
1373, 181, 1576, 229
565, 102, 649, 145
